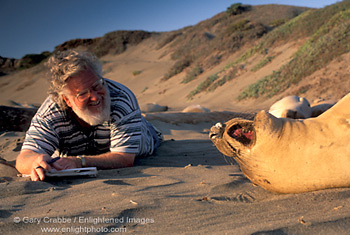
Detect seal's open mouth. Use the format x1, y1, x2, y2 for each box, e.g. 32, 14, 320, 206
227, 123, 254, 146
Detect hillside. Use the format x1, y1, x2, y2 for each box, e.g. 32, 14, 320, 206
0, 2, 349, 112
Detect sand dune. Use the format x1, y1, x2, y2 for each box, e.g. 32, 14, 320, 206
1, 19, 350, 234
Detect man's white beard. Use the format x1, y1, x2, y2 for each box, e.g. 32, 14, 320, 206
69, 89, 111, 126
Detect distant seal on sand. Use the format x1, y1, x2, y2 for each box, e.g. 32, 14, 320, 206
182, 105, 210, 113
268, 96, 311, 119
210, 93, 350, 193
310, 99, 335, 117
140, 103, 168, 113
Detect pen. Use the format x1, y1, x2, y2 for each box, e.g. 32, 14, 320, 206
47, 156, 61, 164
36, 156, 61, 169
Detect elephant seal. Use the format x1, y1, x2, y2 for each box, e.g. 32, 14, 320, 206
210, 93, 350, 193
182, 105, 210, 113
140, 103, 168, 113
310, 99, 335, 117
269, 96, 311, 119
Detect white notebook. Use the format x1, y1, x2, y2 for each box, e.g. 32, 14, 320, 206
45, 167, 98, 177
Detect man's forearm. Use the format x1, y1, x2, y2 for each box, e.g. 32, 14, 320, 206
74, 152, 135, 169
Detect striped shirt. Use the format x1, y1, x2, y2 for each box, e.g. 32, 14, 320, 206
22, 79, 157, 157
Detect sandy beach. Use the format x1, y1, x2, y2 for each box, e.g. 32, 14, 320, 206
1, 110, 350, 234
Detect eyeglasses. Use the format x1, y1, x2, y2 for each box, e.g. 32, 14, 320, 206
75, 78, 105, 102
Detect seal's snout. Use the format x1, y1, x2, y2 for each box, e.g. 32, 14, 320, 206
209, 122, 225, 140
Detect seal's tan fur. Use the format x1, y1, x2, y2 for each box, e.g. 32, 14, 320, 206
210, 93, 350, 193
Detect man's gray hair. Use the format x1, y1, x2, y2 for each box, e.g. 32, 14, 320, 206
46, 50, 103, 109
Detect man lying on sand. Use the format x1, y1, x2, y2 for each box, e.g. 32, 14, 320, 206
16, 50, 162, 181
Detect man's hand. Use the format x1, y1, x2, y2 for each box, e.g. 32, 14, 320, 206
16, 150, 135, 181
18, 152, 81, 181
29, 154, 52, 181
51, 157, 81, 170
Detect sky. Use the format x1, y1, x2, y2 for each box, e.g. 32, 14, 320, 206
0, 0, 342, 59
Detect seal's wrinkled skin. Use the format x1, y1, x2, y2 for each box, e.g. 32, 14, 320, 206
210, 93, 350, 193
